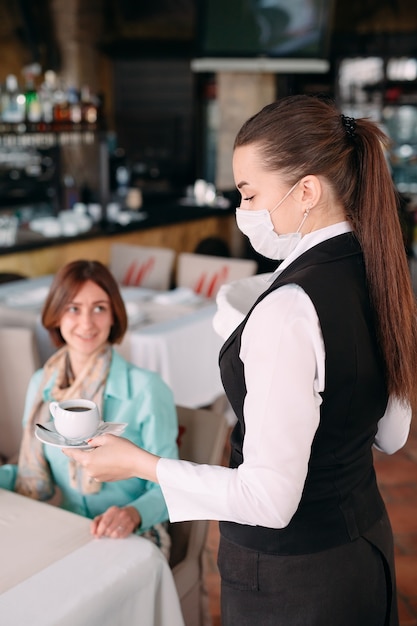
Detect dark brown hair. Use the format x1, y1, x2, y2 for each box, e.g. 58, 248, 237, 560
42, 260, 128, 347
235, 95, 417, 409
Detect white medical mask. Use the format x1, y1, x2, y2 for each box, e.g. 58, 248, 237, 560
235, 181, 309, 260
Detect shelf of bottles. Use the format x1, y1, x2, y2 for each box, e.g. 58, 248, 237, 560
0, 67, 102, 148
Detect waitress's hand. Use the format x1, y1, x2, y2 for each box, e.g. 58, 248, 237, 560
62, 434, 159, 483
91, 505, 141, 539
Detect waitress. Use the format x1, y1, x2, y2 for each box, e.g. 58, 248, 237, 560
65, 95, 417, 626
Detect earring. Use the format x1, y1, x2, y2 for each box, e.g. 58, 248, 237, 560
297, 204, 312, 232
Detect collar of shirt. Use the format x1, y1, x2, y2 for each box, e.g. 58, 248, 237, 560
268, 221, 353, 282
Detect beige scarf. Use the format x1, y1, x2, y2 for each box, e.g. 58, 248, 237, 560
15, 344, 112, 500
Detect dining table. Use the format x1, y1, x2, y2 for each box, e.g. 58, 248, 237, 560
0, 488, 185, 626
0, 275, 225, 408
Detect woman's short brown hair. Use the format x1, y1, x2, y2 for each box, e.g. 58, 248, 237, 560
42, 260, 128, 347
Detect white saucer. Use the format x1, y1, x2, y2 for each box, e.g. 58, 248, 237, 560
35, 420, 127, 449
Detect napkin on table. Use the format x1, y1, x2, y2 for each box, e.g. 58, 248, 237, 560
152, 287, 203, 306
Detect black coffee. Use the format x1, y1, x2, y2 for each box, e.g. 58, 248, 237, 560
66, 407, 89, 412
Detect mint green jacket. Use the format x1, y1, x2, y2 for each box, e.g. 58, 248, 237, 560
0, 350, 179, 532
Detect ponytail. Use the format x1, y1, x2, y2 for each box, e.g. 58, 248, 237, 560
353, 119, 417, 409
235, 95, 417, 409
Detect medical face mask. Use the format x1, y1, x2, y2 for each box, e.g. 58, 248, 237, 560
235, 181, 308, 260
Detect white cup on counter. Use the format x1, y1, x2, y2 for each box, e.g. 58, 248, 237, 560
88, 203, 102, 222
0, 215, 18, 246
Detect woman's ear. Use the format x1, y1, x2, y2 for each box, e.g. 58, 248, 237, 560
298, 175, 321, 212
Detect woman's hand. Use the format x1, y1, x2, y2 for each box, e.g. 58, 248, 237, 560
62, 434, 160, 483
91, 505, 141, 539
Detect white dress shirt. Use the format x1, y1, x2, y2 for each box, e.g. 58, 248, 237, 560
157, 222, 411, 527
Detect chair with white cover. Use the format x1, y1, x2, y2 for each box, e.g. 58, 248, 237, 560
0, 327, 41, 463
110, 243, 175, 290
176, 252, 258, 298
170, 405, 229, 626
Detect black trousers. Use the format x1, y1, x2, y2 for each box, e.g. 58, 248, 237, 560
218, 513, 397, 626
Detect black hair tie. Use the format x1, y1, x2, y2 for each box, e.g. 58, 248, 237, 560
340, 114, 356, 139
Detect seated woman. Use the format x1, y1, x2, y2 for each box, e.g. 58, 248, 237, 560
0, 260, 178, 557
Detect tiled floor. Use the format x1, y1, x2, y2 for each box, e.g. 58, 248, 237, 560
204, 417, 417, 626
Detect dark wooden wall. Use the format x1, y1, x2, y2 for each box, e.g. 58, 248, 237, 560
112, 58, 195, 192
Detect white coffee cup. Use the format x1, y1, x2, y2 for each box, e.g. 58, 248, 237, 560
49, 399, 100, 442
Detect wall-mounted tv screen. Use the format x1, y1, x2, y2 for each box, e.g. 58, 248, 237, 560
196, 0, 334, 62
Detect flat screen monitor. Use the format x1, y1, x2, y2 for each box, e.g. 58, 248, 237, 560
195, 0, 334, 73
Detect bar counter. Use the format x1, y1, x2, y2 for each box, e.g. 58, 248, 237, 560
0, 198, 236, 278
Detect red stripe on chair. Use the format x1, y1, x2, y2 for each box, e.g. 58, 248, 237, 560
133, 257, 156, 286
194, 272, 207, 294
122, 262, 137, 285
206, 265, 229, 298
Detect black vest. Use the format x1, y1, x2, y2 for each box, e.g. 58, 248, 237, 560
219, 233, 388, 555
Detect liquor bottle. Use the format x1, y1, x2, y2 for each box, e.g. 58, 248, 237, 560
23, 66, 42, 130
38, 70, 56, 128
53, 77, 70, 130
67, 87, 82, 126
80, 85, 98, 127
1, 75, 26, 125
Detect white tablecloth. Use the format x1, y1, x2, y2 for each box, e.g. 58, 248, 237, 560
0, 489, 184, 626
0, 276, 224, 407
118, 304, 223, 407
